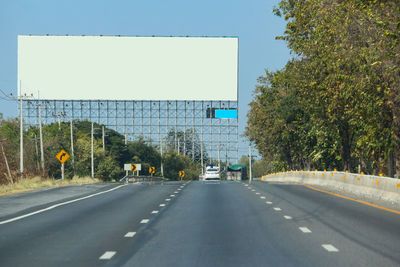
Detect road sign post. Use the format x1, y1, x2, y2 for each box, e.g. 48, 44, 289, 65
132, 163, 141, 176
56, 149, 70, 180
61, 163, 65, 180
149, 166, 155, 177
124, 163, 132, 177
179, 170, 185, 180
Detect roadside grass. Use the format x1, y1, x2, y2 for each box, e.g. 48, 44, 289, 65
0, 176, 102, 196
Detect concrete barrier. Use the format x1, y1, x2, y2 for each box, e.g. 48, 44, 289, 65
261, 171, 400, 204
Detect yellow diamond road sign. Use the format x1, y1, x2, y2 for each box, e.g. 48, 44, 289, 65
149, 166, 155, 174
56, 149, 70, 163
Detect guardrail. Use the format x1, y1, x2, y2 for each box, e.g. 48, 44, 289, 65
261, 170, 400, 204
119, 175, 167, 183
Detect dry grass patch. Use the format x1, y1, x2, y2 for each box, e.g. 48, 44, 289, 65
0, 176, 102, 196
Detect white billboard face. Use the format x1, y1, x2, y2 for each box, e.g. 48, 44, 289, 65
18, 35, 238, 101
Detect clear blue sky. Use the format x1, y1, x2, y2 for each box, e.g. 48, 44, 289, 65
0, 0, 290, 157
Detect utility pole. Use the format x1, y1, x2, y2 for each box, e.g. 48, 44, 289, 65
160, 140, 164, 177
91, 122, 94, 178
30, 102, 48, 178
218, 142, 221, 168
39, 105, 45, 177
32, 135, 40, 172
177, 138, 180, 155
102, 125, 105, 152
53, 112, 66, 130
70, 118, 75, 176
11, 88, 34, 179
249, 145, 252, 184
201, 142, 204, 174
0, 139, 12, 183
19, 92, 23, 179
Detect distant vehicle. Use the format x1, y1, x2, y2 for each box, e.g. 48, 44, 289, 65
204, 166, 220, 181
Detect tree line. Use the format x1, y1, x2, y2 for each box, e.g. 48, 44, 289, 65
246, 0, 400, 176
0, 119, 203, 184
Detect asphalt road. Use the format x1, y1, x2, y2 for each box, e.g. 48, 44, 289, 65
0, 180, 399, 266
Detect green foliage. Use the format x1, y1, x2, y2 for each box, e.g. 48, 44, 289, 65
247, 0, 400, 176
96, 156, 122, 181
0, 117, 202, 183
163, 150, 201, 180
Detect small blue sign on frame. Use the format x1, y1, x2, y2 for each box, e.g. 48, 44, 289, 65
215, 109, 237, 119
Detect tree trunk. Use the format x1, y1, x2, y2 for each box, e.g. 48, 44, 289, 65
340, 124, 351, 171
387, 150, 395, 177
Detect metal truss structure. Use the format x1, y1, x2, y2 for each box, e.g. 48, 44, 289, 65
23, 100, 239, 165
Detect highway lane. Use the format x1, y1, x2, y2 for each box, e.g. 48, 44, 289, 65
0, 181, 186, 266
120, 181, 400, 267
0, 180, 399, 266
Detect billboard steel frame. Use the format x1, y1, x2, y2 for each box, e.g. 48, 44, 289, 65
23, 99, 239, 165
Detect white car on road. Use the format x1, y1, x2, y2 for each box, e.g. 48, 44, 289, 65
204, 167, 220, 181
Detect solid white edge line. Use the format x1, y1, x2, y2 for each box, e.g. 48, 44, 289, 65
0, 184, 127, 225
322, 244, 339, 252
99, 251, 116, 260
124, 232, 136, 237
299, 227, 312, 233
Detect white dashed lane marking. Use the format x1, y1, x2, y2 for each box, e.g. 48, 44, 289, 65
99, 251, 116, 260
170, 195, 175, 197
266, 201, 272, 204
151, 210, 159, 214
322, 244, 339, 252
255, 192, 260, 195
140, 219, 150, 224
166, 199, 171, 201
284, 215, 292, 220
273, 207, 282, 211
160, 204, 166, 207
124, 232, 136, 237
174, 191, 179, 193
260, 196, 266, 199
299, 227, 312, 233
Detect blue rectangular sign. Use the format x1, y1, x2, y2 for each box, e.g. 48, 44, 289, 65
215, 109, 237, 119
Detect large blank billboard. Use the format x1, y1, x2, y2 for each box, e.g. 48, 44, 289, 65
18, 35, 238, 101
